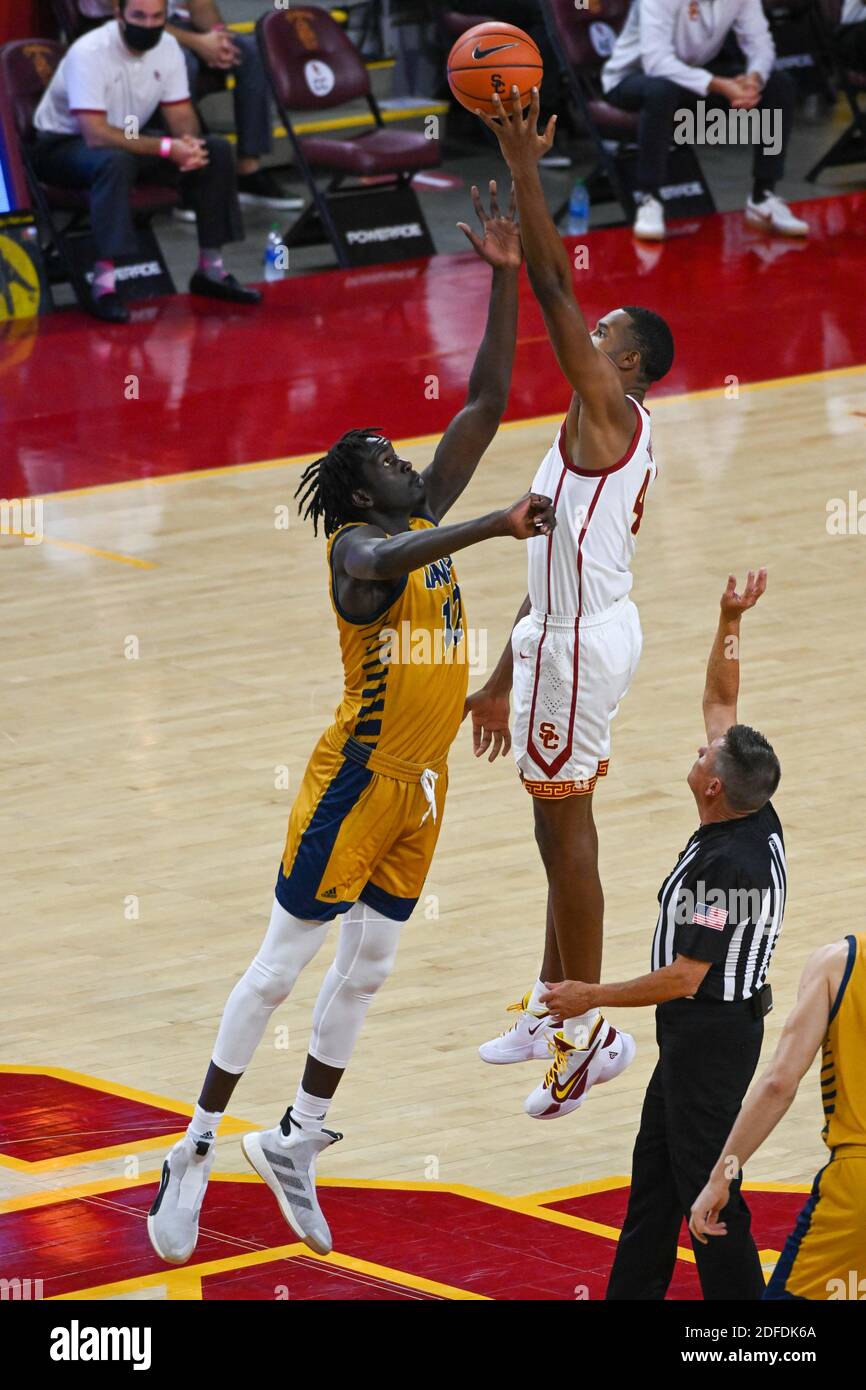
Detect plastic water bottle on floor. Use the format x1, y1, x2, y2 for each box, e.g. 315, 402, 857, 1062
263, 226, 285, 282
565, 179, 590, 237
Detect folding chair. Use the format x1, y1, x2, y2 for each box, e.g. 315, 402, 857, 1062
0, 39, 178, 309
257, 6, 440, 267
807, 0, 866, 180
541, 0, 716, 227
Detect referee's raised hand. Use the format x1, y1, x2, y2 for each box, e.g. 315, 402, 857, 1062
720, 568, 767, 619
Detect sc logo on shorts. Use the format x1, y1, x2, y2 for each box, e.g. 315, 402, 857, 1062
538, 722, 560, 749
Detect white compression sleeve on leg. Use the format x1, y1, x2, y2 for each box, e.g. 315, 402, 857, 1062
308, 901, 402, 1070
211, 896, 329, 1074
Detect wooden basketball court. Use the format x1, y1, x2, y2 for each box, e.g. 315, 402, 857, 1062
3, 189, 866, 1300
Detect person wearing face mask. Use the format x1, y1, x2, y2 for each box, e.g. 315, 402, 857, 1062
32, 0, 261, 322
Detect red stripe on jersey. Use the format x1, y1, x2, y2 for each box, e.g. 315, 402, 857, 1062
526, 473, 607, 780
558, 397, 644, 477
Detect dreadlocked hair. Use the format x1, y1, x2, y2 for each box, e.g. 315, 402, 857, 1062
295, 427, 384, 537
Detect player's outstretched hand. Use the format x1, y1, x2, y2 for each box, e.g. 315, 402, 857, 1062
457, 180, 522, 270
720, 568, 767, 620
689, 1175, 733, 1244
501, 491, 555, 539
476, 86, 555, 175
463, 684, 511, 761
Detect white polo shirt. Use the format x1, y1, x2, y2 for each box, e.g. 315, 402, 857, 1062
34, 20, 189, 136
601, 0, 776, 97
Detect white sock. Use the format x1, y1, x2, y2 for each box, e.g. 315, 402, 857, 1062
289, 1086, 332, 1136
527, 978, 548, 1015
562, 1009, 601, 1048
187, 1103, 223, 1148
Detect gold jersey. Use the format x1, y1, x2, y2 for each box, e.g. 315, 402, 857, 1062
325, 516, 469, 770
822, 933, 866, 1149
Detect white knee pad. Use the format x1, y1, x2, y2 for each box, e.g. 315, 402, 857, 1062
244, 897, 329, 1007
308, 901, 403, 1069
210, 898, 329, 1075
332, 903, 401, 997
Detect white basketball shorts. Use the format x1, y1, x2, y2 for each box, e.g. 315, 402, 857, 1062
511, 597, 642, 798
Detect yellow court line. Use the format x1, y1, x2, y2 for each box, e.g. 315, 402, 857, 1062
51, 1242, 488, 1302
521, 1174, 632, 1206
33, 360, 866, 506
3, 530, 157, 568
0, 1065, 247, 1172
0, 1172, 157, 1214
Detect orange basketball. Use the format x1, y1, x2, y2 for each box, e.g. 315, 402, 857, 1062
447, 21, 543, 116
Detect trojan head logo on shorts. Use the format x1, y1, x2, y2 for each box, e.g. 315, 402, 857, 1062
538, 722, 560, 750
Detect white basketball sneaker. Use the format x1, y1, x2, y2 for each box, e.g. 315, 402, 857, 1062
479, 993, 556, 1064
147, 1134, 215, 1265
745, 193, 809, 237
524, 1017, 636, 1119
633, 193, 665, 241
241, 1109, 341, 1255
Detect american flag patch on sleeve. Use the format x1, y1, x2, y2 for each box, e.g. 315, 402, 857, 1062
692, 903, 728, 930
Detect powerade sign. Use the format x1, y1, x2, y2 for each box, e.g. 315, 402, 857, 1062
326, 185, 434, 266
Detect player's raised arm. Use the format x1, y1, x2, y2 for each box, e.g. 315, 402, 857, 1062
420, 182, 521, 521
478, 90, 631, 433
338, 493, 554, 582
689, 942, 843, 1244
702, 570, 768, 742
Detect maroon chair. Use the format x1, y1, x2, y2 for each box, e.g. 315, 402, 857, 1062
807, 0, 866, 180
541, 0, 715, 226
0, 38, 178, 308
257, 7, 440, 266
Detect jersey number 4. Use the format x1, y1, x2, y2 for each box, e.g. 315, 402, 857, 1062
631, 469, 651, 536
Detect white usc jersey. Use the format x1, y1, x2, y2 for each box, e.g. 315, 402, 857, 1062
527, 396, 656, 620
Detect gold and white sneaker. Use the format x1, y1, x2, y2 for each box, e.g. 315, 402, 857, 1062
524, 1017, 635, 1119
478, 993, 556, 1064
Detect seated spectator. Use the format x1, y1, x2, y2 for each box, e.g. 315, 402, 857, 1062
32, 0, 262, 323
166, 1, 300, 209
835, 1, 866, 69
600, 0, 808, 242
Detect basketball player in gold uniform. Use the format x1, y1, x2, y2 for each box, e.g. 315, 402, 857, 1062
690, 935, 866, 1299
148, 183, 556, 1265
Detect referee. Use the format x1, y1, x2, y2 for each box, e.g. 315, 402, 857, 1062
541, 569, 785, 1300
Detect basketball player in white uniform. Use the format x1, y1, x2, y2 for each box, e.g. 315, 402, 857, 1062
465, 89, 675, 1117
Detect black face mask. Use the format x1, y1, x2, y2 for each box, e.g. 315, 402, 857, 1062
121, 20, 165, 53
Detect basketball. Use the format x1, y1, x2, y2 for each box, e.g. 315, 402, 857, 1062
447, 22, 543, 117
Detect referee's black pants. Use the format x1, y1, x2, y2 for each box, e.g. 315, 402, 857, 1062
607, 996, 765, 1301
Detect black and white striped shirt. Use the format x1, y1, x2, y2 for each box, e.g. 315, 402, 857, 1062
651, 801, 787, 1002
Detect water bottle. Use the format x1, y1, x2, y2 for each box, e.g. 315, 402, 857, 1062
263, 226, 285, 282
565, 179, 590, 237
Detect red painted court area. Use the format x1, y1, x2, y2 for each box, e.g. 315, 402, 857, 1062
0, 1177, 807, 1300
2, 192, 865, 500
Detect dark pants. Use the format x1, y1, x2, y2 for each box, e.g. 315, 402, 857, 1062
31, 132, 243, 260
172, 19, 272, 160
606, 996, 766, 1302
834, 20, 866, 71
605, 67, 797, 194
